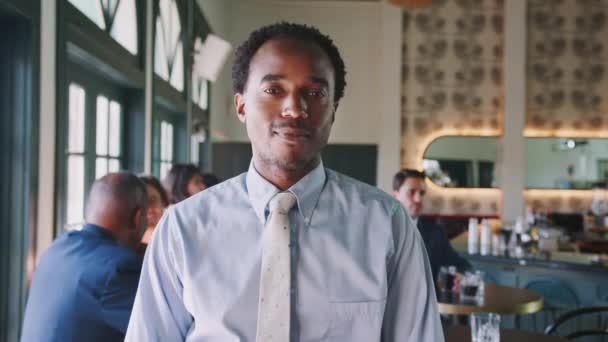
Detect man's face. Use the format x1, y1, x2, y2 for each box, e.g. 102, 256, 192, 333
393, 177, 426, 219
234, 38, 337, 172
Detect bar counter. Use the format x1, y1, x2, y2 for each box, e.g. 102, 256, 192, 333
449, 235, 608, 338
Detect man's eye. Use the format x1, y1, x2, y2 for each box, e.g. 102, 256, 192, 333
263, 87, 281, 95
307, 89, 326, 97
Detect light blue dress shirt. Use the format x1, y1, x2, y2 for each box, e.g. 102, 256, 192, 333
125, 161, 444, 341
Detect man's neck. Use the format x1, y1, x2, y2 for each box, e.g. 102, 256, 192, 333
253, 157, 319, 191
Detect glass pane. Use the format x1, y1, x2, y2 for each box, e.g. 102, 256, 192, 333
109, 101, 121, 157
170, 41, 184, 91
68, 83, 86, 153
66, 155, 85, 226
110, 0, 138, 55
154, 18, 169, 80
199, 80, 208, 110
159, 0, 171, 27
68, 0, 106, 29
192, 76, 199, 103
96, 96, 109, 156
160, 161, 172, 180
167, 122, 174, 161
96, 157, 108, 180
191, 135, 199, 163
168, 0, 180, 50
160, 121, 167, 160
109, 158, 120, 172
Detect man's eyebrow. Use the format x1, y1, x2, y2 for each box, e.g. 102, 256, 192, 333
310, 77, 329, 88
259, 74, 329, 88
260, 74, 285, 83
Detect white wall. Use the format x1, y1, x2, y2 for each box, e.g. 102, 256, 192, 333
197, 0, 233, 142
200, 0, 401, 189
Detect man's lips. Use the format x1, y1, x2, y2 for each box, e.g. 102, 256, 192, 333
273, 128, 311, 141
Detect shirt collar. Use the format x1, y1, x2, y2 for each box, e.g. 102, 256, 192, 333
246, 160, 327, 227
82, 223, 115, 241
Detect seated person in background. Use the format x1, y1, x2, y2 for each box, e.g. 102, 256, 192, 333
201, 172, 221, 189
392, 169, 471, 282
21, 172, 148, 342
163, 164, 205, 204
137, 175, 169, 255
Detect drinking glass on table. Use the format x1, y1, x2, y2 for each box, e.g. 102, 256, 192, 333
437, 265, 458, 293
460, 271, 484, 302
470, 313, 500, 342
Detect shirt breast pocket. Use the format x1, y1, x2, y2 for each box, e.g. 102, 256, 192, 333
327, 298, 386, 339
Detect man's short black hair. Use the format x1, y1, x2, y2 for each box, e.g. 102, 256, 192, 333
392, 169, 426, 191
232, 22, 346, 102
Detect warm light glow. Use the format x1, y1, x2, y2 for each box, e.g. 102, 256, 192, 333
388, 0, 432, 8
425, 178, 502, 196
524, 128, 608, 139
524, 189, 592, 196
415, 128, 502, 168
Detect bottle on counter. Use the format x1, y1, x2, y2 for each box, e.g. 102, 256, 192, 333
491, 234, 501, 256
480, 219, 491, 256
468, 217, 479, 254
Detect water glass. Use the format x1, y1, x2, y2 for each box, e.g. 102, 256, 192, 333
459, 271, 484, 302
437, 265, 458, 293
470, 313, 500, 342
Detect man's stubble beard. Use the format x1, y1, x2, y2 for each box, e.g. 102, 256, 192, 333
258, 147, 320, 173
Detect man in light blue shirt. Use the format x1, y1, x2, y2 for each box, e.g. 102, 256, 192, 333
126, 22, 444, 341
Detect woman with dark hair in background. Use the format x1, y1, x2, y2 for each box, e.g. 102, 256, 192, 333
202, 173, 221, 189
162, 164, 206, 204
137, 175, 169, 255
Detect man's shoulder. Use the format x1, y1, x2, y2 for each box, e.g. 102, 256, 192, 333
325, 168, 401, 212
46, 229, 140, 272
172, 172, 247, 212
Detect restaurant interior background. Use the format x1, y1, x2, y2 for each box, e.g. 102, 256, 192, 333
1, 0, 608, 340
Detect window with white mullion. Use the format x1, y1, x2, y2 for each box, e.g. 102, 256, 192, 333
66, 83, 87, 228
95, 95, 122, 179
68, 0, 138, 55
158, 120, 174, 179
154, 0, 184, 91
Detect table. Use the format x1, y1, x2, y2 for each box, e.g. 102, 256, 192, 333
445, 326, 568, 342
437, 284, 543, 315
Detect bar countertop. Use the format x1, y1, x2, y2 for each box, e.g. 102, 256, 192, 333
451, 234, 608, 272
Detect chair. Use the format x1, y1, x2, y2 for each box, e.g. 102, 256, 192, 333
518, 279, 579, 332
544, 306, 608, 339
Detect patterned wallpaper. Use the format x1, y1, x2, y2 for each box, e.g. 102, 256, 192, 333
400, 0, 608, 216
526, 0, 608, 137
523, 0, 608, 213
400, 0, 504, 216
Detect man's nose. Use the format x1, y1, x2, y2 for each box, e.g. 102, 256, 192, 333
282, 93, 309, 119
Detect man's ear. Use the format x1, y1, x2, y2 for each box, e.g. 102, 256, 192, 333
132, 207, 144, 231
235, 93, 246, 123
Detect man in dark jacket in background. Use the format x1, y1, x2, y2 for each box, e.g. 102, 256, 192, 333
392, 169, 471, 282
21, 172, 148, 342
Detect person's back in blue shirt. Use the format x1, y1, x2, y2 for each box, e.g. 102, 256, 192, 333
21, 224, 142, 342
21, 172, 148, 342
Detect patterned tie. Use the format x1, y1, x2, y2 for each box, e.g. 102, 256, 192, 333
256, 192, 297, 342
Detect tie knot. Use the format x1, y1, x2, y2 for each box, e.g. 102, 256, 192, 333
268, 192, 297, 214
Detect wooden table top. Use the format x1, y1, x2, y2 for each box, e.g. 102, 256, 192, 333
437, 283, 543, 315
445, 326, 568, 342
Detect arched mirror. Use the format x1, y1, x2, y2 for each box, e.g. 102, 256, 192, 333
423, 136, 498, 188
423, 136, 608, 189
